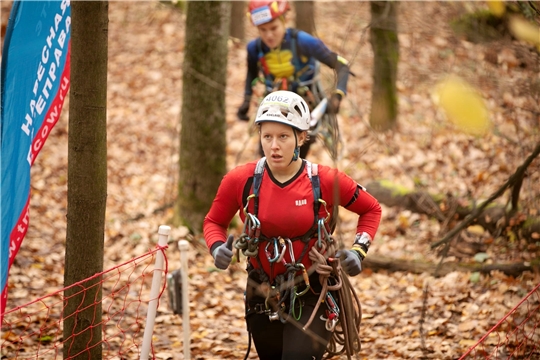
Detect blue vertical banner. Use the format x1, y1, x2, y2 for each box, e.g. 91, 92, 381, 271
1, 0, 71, 318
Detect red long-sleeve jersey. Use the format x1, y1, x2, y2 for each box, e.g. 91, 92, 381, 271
203, 160, 381, 278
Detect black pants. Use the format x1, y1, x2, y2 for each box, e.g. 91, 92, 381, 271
245, 273, 333, 360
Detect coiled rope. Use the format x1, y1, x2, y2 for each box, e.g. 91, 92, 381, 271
305, 243, 362, 359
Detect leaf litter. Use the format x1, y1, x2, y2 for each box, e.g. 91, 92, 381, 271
2, 1, 539, 359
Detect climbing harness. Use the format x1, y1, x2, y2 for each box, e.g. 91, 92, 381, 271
236, 157, 362, 360
236, 157, 329, 321
255, 29, 317, 95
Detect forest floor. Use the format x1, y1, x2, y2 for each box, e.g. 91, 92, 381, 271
2, 1, 540, 359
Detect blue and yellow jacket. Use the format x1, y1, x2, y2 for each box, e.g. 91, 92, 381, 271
243, 28, 350, 98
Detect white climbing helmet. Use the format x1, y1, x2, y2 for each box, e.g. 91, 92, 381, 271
255, 91, 310, 131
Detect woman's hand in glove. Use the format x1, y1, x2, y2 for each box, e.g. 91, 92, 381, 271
212, 235, 234, 270
336, 249, 362, 276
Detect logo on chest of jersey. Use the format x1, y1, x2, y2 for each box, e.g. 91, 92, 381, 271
295, 199, 307, 206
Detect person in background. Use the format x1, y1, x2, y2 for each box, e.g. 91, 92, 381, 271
205, 91, 381, 360
237, 0, 351, 158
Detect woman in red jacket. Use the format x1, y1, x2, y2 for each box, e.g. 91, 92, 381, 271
203, 91, 381, 360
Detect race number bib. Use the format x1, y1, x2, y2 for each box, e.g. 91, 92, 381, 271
251, 6, 273, 26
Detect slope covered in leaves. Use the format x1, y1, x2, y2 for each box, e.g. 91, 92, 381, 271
3, 1, 539, 359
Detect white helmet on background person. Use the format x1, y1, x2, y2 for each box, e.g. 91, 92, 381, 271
255, 91, 310, 131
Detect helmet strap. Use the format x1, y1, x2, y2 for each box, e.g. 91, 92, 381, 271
289, 130, 300, 164
292, 147, 300, 162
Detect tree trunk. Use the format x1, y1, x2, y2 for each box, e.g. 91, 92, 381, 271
295, 1, 315, 35
230, 1, 245, 41
176, 1, 230, 233
63, 2, 108, 359
369, 1, 399, 131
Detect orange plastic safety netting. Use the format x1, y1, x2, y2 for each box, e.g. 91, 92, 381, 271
459, 282, 540, 359
1, 245, 168, 360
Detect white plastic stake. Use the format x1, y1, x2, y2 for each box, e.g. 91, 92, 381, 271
140, 225, 170, 360
178, 239, 191, 360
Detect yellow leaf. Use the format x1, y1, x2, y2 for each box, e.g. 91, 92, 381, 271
467, 225, 485, 235
459, 339, 477, 347
1, 331, 19, 342
398, 214, 410, 228
192, 330, 208, 339
390, 303, 409, 312
433, 75, 491, 136
509, 15, 540, 50
486, 1, 505, 17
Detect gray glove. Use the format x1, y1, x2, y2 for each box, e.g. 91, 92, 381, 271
337, 249, 362, 276
212, 235, 234, 270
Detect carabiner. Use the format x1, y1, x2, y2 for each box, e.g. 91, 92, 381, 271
243, 194, 256, 216
242, 215, 252, 238
291, 291, 303, 321
265, 239, 280, 263
325, 311, 339, 331
317, 218, 329, 248
318, 198, 331, 223
325, 292, 340, 315
246, 213, 260, 239
286, 238, 295, 264
265, 238, 287, 263
275, 237, 286, 263
294, 264, 310, 297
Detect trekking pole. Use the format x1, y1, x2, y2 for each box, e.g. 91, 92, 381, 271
140, 225, 170, 360
309, 97, 328, 130
178, 239, 191, 360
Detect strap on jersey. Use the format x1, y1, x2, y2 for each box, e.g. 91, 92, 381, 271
256, 37, 270, 77
251, 158, 321, 225
306, 161, 321, 218
289, 28, 302, 73
252, 157, 267, 216
257, 29, 305, 89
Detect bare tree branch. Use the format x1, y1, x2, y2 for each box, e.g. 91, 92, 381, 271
431, 141, 540, 249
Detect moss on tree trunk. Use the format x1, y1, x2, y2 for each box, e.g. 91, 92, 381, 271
365, 180, 540, 241
176, 2, 230, 233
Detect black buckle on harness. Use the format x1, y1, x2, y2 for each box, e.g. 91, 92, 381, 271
247, 303, 280, 321
253, 303, 267, 314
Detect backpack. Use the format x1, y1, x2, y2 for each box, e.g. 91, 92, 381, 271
256, 29, 316, 92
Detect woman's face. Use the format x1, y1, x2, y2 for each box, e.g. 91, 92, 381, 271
260, 121, 305, 170
257, 17, 286, 49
